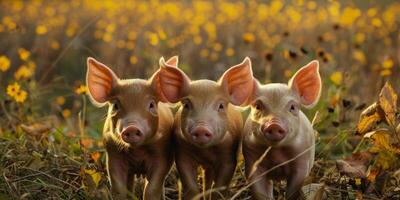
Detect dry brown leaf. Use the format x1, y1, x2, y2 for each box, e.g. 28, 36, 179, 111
20, 122, 52, 136
364, 130, 400, 154
367, 168, 379, 182
336, 159, 367, 177
378, 82, 398, 126
90, 152, 101, 162
336, 152, 372, 178
357, 103, 382, 134
80, 138, 94, 149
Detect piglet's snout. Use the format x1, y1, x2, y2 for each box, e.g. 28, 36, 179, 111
190, 126, 213, 145
262, 121, 287, 142
120, 125, 144, 144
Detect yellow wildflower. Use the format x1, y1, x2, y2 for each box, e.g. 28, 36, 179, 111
148, 33, 159, 46
200, 49, 209, 58
102, 33, 113, 42
243, 33, 255, 43
56, 96, 66, 106
130, 56, 138, 65
355, 33, 365, 43
36, 25, 47, 35
7, 82, 20, 97
75, 85, 87, 95
355, 178, 361, 186
193, 36, 202, 45
383, 58, 393, 69
50, 40, 60, 50
62, 109, 71, 118
225, 48, 235, 57
0, 55, 11, 72
213, 43, 222, 52
330, 72, 343, 86
14, 90, 28, 103
14, 65, 33, 80
372, 18, 382, 27
18, 48, 30, 61
307, 1, 317, 10
380, 69, 392, 76
353, 50, 366, 64
340, 7, 361, 26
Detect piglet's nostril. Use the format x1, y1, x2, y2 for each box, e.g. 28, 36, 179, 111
135, 131, 142, 137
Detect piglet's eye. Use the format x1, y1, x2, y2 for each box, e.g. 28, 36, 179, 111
253, 101, 262, 111
182, 99, 192, 110
148, 100, 158, 116
218, 102, 225, 112
112, 100, 121, 112
289, 103, 299, 115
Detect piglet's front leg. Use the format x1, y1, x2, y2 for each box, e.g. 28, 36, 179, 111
285, 167, 308, 200
143, 161, 171, 200
176, 155, 200, 199
248, 169, 273, 200
211, 162, 236, 198
106, 151, 132, 198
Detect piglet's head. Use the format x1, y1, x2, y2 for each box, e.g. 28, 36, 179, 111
86, 56, 178, 147
248, 60, 321, 146
156, 57, 254, 147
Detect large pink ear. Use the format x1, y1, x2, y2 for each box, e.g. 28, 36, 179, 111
165, 55, 178, 67
86, 57, 118, 106
220, 57, 255, 106
154, 57, 190, 103
288, 60, 321, 108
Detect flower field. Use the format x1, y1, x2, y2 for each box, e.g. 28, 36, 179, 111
0, 0, 400, 199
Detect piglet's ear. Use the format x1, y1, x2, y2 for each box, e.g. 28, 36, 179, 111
165, 56, 178, 67
220, 57, 255, 106
154, 57, 190, 103
86, 57, 118, 107
288, 60, 321, 108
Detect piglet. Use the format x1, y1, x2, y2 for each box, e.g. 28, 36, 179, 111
155, 57, 254, 199
86, 56, 178, 199
243, 60, 321, 200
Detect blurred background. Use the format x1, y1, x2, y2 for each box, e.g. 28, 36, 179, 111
0, 0, 399, 199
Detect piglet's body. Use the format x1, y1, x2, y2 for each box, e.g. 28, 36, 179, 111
86, 57, 178, 199
243, 61, 321, 200
156, 58, 255, 199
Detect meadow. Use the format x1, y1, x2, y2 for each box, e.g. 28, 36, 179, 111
0, 0, 400, 199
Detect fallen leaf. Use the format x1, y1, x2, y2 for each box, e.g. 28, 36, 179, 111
364, 130, 400, 154
336, 152, 372, 178
20, 122, 52, 136
80, 138, 93, 149
357, 103, 383, 134
90, 152, 101, 162
85, 169, 101, 187
336, 159, 367, 177
367, 168, 378, 182
374, 151, 398, 170
378, 82, 398, 126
